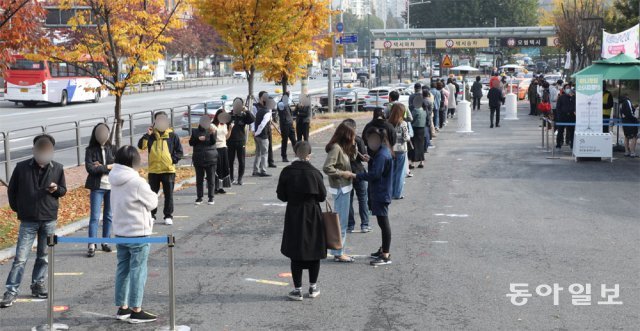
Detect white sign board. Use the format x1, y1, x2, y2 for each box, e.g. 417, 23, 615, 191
573, 133, 612, 160
602, 24, 640, 59
575, 74, 603, 133
374, 39, 426, 49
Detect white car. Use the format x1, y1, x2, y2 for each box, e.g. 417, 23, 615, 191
364, 86, 409, 110
233, 71, 247, 79
165, 71, 184, 81
181, 99, 233, 131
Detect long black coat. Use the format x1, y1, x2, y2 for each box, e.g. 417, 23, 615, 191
277, 161, 327, 261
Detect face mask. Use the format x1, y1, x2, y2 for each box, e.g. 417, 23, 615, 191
34, 151, 54, 166
564, 89, 571, 94
155, 119, 169, 132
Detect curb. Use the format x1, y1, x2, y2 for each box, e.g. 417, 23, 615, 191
0, 123, 335, 262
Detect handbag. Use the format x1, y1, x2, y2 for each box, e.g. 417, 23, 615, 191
322, 201, 343, 250
537, 101, 551, 113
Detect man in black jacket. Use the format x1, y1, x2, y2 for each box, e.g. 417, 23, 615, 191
228, 98, 255, 185
1, 135, 67, 308
555, 84, 576, 149
277, 91, 297, 162
296, 94, 312, 142
487, 84, 505, 128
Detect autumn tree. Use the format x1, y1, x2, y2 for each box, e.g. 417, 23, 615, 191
166, 14, 221, 77
605, 0, 639, 33
196, 0, 294, 103
0, 0, 48, 72
51, 0, 185, 147
259, 0, 330, 93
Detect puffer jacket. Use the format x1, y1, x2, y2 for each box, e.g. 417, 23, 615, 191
189, 127, 218, 167
109, 164, 158, 237
137, 128, 183, 174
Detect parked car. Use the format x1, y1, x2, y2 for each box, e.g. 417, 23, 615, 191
321, 88, 368, 112
165, 71, 184, 81
336, 68, 357, 82
180, 99, 232, 131
233, 71, 247, 79
364, 86, 407, 110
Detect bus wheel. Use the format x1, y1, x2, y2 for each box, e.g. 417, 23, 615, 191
60, 91, 68, 107
93, 91, 100, 103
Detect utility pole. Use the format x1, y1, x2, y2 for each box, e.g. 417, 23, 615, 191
368, 11, 372, 89
339, 0, 344, 89
328, 3, 334, 113
492, 17, 497, 68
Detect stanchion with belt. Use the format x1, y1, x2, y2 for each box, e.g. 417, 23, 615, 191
33, 235, 190, 331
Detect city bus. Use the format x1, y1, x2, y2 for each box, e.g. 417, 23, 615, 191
3, 55, 109, 107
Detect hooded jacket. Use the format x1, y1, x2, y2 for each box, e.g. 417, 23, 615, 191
109, 164, 158, 237
137, 128, 183, 174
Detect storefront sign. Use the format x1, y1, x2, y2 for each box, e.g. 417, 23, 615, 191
501, 38, 547, 47
373, 39, 426, 49
435, 39, 489, 49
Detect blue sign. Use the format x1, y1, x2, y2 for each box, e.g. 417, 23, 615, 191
337, 34, 358, 44
336, 22, 344, 33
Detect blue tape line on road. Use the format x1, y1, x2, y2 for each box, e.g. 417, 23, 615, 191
57, 236, 169, 244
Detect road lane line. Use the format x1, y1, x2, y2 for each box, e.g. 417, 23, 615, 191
245, 278, 289, 286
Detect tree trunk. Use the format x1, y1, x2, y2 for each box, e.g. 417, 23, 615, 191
247, 66, 255, 106
114, 93, 123, 148
281, 74, 288, 94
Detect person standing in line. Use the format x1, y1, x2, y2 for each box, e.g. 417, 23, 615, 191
137, 111, 183, 225
388, 104, 410, 200
322, 123, 357, 263
422, 88, 434, 153
253, 92, 273, 177
359, 128, 394, 266
228, 97, 255, 186
619, 94, 639, 157
487, 80, 505, 128
471, 76, 483, 111
0, 135, 66, 308
109, 146, 159, 323
453, 76, 461, 102
602, 82, 614, 133
555, 84, 576, 150
85, 123, 115, 257
384, 90, 401, 119
189, 115, 218, 205
438, 81, 448, 128
213, 109, 232, 194
278, 91, 297, 162
252, 94, 277, 169
446, 78, 458, 118
407, 83, 421, 115
295, 95, 312, 142
409, 94, 426, 169
362, 107, 397, 149
277, 141, 327, 301
343, 119, 370, 234
430, 82, 441, 133
550, 80, 562, 122
528, 79, 540, 116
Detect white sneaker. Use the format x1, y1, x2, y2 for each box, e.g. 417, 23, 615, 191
164, 218, 173, 225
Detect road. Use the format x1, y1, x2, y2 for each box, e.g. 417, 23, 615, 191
0, 104, 637, 330
0, 78, 330, 181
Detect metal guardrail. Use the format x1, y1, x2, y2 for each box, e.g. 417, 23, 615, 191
123, 76, 243, 95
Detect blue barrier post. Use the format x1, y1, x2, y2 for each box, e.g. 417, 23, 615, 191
33, 235, 69, 331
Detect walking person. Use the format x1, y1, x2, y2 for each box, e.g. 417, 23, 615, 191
137, 111, 183, 225
278, 92, 297, 162
358, 128, 394, 266
296, 95, 312, 142
471, 76, 483, 111
1, 135, 66, 308
189, 115, 218, 205
343, 119, 370, 234
388, 103, 410, 199
487, 81, 505, 128
109, 146, 159, 323
620, 94, 639, 157
409, 94, 426, 169
85, 123, 115, 257
555, 84, 576, 150
446, 78, 457, 118
322, 123, 357, 263
228, 97, 255, 186
277, 141, 327, 301
213, 109, 232, 194
253, 91, 273, 177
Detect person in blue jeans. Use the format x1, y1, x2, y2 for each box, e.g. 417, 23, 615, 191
85, 123, 116, 257
387, 104, 410, 199
323, 123, 357, 263
1, 134, 66, 308
342, 119, 370, 233
109, 146, 159, 323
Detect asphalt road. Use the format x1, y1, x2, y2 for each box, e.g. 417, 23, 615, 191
0, 103, 638, 330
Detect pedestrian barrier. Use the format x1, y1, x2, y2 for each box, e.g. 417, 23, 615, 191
33, 235, 189, 331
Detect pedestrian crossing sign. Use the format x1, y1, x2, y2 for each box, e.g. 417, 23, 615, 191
441, 54, 453, 68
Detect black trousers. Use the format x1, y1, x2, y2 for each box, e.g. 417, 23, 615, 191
556, 125, 575, 148
148, 173, 175, 219
529, 101, 538, 115
603, 115, 610, 133
290, 260, 320, 288
296, 120, 310, 142
473, 96, 481, 110
195, 164, 216, 199
490, 106, 501, 126
280, 122, 297, 159
439, 109, 446, 128
227, 141, 246, 182
267, 129, 275, 165
377, 216, 391, 253
448, 108, 456, 117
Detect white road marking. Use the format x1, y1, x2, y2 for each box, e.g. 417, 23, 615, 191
437, 221, 449, 224
431, 241, 449, 243
434, 213, 468, 218
81, 311, 114, 318
263, 203, 287, 207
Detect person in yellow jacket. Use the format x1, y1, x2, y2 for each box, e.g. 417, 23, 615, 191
602, 83, 614, 133
137, 111, 183, 225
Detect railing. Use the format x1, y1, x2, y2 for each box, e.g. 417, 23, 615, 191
123, 76, 243, 95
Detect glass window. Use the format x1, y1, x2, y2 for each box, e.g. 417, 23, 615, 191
9, 59, 44, 70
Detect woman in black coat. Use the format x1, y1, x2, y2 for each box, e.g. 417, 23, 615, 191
276, 141, 327, 301
189, 116, 218, 205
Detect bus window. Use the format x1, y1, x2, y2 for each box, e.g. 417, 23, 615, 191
67, 64, 77, 77
9, 59, 44, 70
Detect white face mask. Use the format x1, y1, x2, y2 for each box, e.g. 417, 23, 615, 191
34, 151, 54, 166
564, 89, 572, 94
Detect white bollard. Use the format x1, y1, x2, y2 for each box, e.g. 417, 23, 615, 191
456, 100, 473, 133
504, 93, 519, 120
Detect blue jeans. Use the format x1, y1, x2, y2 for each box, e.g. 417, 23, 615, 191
5, 220, 56, 295
115, 243, 150, 308
392, 152, 407, 199
348, 179, 369, 230
330, 190, 351, 257
88, 189, 112, 241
